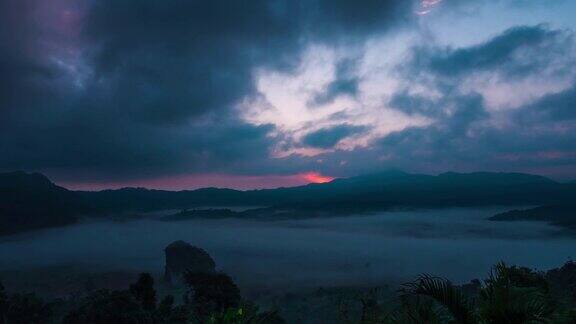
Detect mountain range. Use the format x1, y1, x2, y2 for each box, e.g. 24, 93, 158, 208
78, 170, 575, 212
1, 170, 575, 235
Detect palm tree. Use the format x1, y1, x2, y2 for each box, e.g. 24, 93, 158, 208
477, 262, 551, 323
398, 262, 555, 324
399, 274, 476, 324
385, 298, 450, 323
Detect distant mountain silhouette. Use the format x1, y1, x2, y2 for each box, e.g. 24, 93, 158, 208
2, 170, 575, 235
0, 171, 89, 235
79, 170, 575, 213
78, 187, 248, 213
490, 204, 576, 230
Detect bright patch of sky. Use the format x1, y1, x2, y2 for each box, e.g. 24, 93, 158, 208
423, 0, 576, 47
239, 44, 431, 158
239, 0, 576, 158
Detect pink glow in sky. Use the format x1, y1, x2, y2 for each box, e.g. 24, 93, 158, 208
302, 172, 335, 184
60, 172, 336, 191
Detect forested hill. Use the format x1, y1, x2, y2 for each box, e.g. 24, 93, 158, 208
0, 171, 87, 235
1, 170, 575, 235
77, 170, 576, 212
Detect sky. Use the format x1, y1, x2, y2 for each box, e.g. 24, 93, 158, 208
1, 0, 575, 190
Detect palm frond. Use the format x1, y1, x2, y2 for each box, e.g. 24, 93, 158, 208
400, 274, 476, 324
386, 299, 447, 324
478, 262, 554, 323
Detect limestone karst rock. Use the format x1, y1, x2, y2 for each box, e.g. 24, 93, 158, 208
164, 240, 216, 284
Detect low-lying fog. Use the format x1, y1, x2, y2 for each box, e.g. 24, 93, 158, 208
1, 207, 575, 293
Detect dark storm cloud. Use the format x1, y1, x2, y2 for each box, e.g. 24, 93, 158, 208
389, 90, 488, 128
2, 0, 574, 184
82, 0, 412, 123
381, 93, 488, 154
309, 58, 360, 106
411, 25, 569, 79
520, 85, 576, 122
0, 0, 64, 117
302, 124, 366, 149
0, 0, 414, 182
371, 91, 576, 176
83, 0, 297, 124
389, 92, 438, 117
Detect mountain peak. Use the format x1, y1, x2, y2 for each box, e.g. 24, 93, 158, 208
0, 171, 57, 189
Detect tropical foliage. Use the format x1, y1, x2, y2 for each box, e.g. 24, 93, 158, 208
357, 262, 575, 324
2, 262, 576, 323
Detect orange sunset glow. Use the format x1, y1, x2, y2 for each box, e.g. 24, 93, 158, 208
302, 172, 335, 184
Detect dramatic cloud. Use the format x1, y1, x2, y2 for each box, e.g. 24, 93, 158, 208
370, 25, 576, 177
521, 85, 576, 122
302, 124, 367, 149
0, 0, 575, 188
0, 0, 413, 183
415, 25, 566, 78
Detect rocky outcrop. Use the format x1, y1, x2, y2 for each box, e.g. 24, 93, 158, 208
164, 241, 216, 284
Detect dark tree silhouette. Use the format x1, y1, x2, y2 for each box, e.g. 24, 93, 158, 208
4, 293, 52, 324
155, 295, 191, 323
504, 265, 549, 293
63, 290, 150, 324
183, 271, 241, 319
0, 281, 7, 323
397, 262, 555, 324
129, 273, 157, 311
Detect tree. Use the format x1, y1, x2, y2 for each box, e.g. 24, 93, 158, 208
156, 295, 191, 324
398, 262, 554, 324
504, 265, 548, 293
184, 271, 241, 319
63, 289, 150, 324
400, 275, 476, 324
4, 293, 52, 324
203, 304, 286, 324
0, 281, 7, 323
129, 273, 157, 311
477, 262, 551, 323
